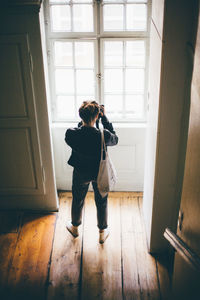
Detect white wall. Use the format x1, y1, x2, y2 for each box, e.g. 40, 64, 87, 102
52, 124, 146, 191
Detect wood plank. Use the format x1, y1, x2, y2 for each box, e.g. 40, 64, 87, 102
156, 255, 171, 300
121, 196, 141, 300
0, 233, 19, 296
136, 197, 161, 300
6, 213, 56, 300
47, 194, 83, 300
61, 191, 143, 199
0, 211, 21, 233
82, 194, 122, 300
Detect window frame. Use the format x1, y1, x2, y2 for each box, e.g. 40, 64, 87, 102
44, 0, 151, 123
49, 38, 99, 122
100, 37, 148, 122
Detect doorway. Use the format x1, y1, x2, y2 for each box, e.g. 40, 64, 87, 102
42, 0, 151, 192
40, 0, 198, 254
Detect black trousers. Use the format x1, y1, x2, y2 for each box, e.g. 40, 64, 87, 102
71, 169, 108, 230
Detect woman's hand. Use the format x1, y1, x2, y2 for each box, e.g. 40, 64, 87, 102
100, 105, 105, 117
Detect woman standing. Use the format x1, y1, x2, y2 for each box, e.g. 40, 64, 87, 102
65, 101, 118, 243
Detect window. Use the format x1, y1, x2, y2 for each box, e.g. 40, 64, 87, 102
44, 0, 150, 122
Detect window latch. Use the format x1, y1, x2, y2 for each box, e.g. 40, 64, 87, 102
96, 73, 103, 80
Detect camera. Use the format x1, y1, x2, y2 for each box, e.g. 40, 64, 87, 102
98, 104, 104, 119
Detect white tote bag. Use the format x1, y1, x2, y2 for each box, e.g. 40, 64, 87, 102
97, 130, 117, 198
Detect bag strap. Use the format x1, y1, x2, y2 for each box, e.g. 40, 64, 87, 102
100, 130, 107, 160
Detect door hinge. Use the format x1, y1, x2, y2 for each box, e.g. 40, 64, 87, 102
29, 52, 33, 72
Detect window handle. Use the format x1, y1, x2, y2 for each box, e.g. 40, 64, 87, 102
96, 73, 103, 80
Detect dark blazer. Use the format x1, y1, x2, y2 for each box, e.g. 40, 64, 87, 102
65, 115, 118, 178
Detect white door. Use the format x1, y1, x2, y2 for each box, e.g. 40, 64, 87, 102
0, 34, 58, 210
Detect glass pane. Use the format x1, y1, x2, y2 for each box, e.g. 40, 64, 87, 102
57, 96, 75, 119
105, 95, 123, 119
127, 0, 147, 2
126, 41, 145, 67
50, 0, 69, 3
73, 5, 94, 32
73, 0, 92, 2
105, 95, 123, 112
75, 42, 94, 67
125, 69, 144, 92
51, 5, 71, 31
103, 5, 124, 31
77, 95, 95, 110
125, 95, 143, 116
104, 69, 123, 93
104, 41, 123, 67
54, 42, 73, 66
55, 69, 74, 93
126, 4, 147, 31
76, 70, 95, 94
103, 0, 124, 2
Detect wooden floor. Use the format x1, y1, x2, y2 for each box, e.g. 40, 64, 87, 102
0, 192, 171, 300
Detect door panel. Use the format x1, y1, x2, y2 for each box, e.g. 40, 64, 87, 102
0, 34, 44, 195
172, 8, 200, 300
143, 20, 162, 246
0, 128, 37, 191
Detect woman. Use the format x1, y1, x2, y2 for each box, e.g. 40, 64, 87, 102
65, 101, 118, 243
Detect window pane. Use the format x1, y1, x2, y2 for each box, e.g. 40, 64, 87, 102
55, 69, 74, 93
54, 42, 73, 66
73, 5, 94, 32
104, 69, 123, 93
103, 0, 124, 2
104, 41, 123, 67
125, 95, 143, 116
103, 5, 124, 31
75, 42, 94, 67
126, 41, 145, 67
73, 0, 92, 2
77, 95, 94, 110
127, 0, 147, 2
105, 95, 123, 112
51, 5, 71, 31
126, 4, 147, 31
57, 96, 75, 119
76, 70, 95, 94
125, 69, 144, 92
50, 0, 69, 3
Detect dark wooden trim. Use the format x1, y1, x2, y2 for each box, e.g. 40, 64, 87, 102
164, 228, 200, 272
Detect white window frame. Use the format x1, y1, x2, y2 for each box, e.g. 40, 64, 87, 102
49, 39, 98, 122
43, 0, 151, 123
100, 37, 148, 122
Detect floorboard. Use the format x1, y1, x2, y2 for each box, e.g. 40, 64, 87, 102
81, 195, 122, 300
0, 192, 171, 300
0, 233, 19, 293
6, 213, 56, 300
47, 194, 83, 300
121, 196, 141, 300
0, 211, 21, 233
